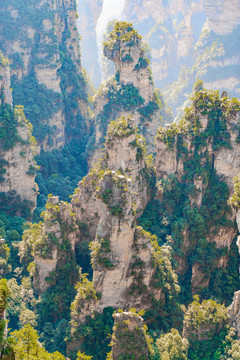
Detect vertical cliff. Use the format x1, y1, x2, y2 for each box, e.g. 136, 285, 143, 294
0, 0, 89, 150
78, 0, 240, 115
0, 55, 37, 213
18, 117, 179, 357
88, 21, 164, 165
140, 84, 240, 296
0, 53, 12, 106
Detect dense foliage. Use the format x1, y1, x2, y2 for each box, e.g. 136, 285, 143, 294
1, 5, 240, 359
140, 85, 240, 304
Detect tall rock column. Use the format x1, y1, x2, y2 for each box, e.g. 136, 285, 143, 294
89, 21, 163, 165
0, 55, 37, 212
107, 311, 150, 360
155, 87, 240, 293
70, 117, 179, 340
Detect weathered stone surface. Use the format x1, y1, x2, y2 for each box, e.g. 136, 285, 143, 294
0, 0, 89, 150
109, 311, 150, 360
155, 98, 240, 292
0, 62, 12, 106
90, 23, 162, 166
228, 290, 240, 337
79, 0, 240, 113
0, 110, 37, 208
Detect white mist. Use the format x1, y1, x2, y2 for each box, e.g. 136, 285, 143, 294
96, 0, 126, 76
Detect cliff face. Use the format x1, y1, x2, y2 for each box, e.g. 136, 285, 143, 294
70, 118, 179, 343
78, 0, 240, 114
19, 117, 179, 349
0, 106, 37, 209
0, 58, 37, 211
0, 0, 89, 150
152, 87, 240, 293
89, 21, 163, 165
228, 176, 240, 337
0, 56, 12, 106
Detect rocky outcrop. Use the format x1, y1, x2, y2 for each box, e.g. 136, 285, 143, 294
0, 56, 13, 106
21, 195, 80, 293
108, 311, 150, 360
0, 0, 89, 150
228, 290, 240, 337
0, 59, 37, 211
79, 0, 240, 114
155, 88, 240, 293
0, 106, 37, 208
89, 21, 163, 165
69, 118, 179, 342
183, 298, 228, 341
21, 117, 178, 340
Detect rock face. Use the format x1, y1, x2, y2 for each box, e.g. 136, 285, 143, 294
78, 0, 240, 114
21, 118, 179, 340
228, 290, 240, 337
69, 118, 179, 342
0, 0, 89, 150
108, 311, 150, 360
0, 58, 37, 211
0, 56, 13, 106
228, 195, 240, 337
155, 88, 240, 293
89, 21, 163, 166
20, 194, 79, 293
0, 107, 37, 208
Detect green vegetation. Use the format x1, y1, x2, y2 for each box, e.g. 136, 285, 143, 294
90, 236, 114, 269
94, 81, 144, 146
11, 324, 65, 359
106, 116, 135, 143
70, 307, 114, 360
184, 296, 229, 360
0, 52, 10, 66
0, 104, 19, 150
103, 21, 142, 50
140, 84, 240, 304
156, 329, 189, 360
108, 311, 151, 360
134, 57, 150, 71
12, 73, 62, 143
183, 296, 228, 340
229, 173, 240, 208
